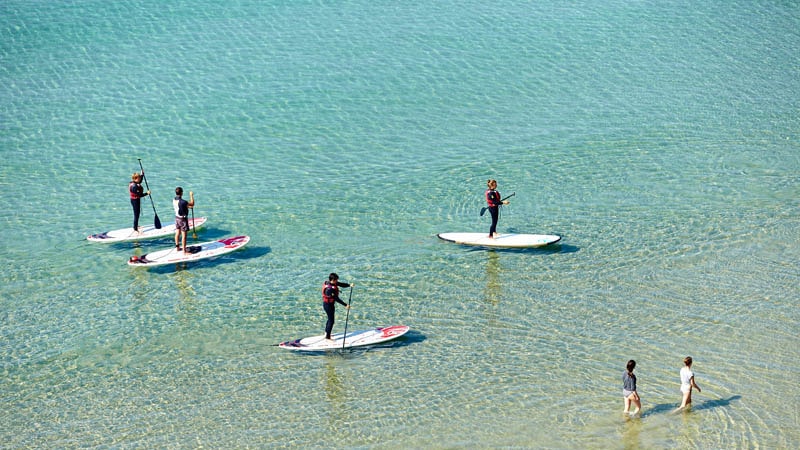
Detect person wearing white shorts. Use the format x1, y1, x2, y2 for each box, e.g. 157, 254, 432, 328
678, 356, 702, 410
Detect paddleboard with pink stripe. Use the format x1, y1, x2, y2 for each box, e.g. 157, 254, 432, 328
278, 325, 410, 351
127, 235, 250, 267
437, 232, 561, 248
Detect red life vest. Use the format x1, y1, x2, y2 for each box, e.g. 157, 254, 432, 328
485, 189, 501, 207
322, 281, 339, 303
130, 181, 144, 200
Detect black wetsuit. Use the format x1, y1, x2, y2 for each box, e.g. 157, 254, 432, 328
129, 181, 148, 230
322, 280, 351, 339
486, 188, 502, 236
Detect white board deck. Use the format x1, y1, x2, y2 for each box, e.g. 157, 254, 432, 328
278, 325, 410, 351
127, 235, 250, 267
437, 232, 561, 248
88, 217, 208, 242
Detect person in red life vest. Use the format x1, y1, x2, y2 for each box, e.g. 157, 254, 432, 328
485, 179, 510, 238
129, 172, 150, 233
322, 272, 352, 340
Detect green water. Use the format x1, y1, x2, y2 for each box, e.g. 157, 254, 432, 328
1, 0, 798, 448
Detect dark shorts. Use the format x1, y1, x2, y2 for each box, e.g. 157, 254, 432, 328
175, 216, 189, 232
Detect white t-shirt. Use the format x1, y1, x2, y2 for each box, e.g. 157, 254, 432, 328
680, 366, 694, 390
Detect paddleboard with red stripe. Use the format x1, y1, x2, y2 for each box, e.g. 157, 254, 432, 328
128, 235, 250, 267
278, 325, 410, 351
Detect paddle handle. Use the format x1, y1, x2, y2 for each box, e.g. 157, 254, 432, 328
500, 191, 516, 203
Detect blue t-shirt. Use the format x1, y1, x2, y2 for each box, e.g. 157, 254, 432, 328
622, 371, 637, 392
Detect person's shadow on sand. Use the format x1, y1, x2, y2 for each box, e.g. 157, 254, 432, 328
691, 395, 742, 412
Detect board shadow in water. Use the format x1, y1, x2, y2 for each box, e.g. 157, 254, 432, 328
190, 228, 234, 241
463, 242, 579, 255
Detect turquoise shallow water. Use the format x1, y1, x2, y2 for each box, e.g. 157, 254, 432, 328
1, 0, 799, 448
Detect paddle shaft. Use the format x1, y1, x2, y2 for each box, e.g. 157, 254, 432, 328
342, 285, 353, 350
191, 207, 197, 239
137, 159, 162, 229
480, 191, 515, 216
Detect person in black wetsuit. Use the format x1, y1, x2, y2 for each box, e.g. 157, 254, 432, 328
485, 179, 510, 238
322, 273, 351, 340
129, 172, 150, 233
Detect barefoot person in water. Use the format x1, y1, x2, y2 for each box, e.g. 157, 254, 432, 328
622, 359, 641, 416
678, 356, 702, 410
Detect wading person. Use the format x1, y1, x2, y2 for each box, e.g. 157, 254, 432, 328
622, 359, 641, 416
678, 356, 701, 410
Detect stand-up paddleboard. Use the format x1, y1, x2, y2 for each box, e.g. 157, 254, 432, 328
88, 217, 208, 243
278, 325, 410, 351
127, 235, 250, 267
437, 232, 561, 248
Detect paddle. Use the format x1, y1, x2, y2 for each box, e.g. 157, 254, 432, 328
137, 159, 162, 229
341, 285, 353, 350
480, 192, 515, 216
191, 206, 197, 240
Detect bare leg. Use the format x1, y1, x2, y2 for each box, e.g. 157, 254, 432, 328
677, 389, 692, 411
682, 390, 692, 408
630, 392, 641, 415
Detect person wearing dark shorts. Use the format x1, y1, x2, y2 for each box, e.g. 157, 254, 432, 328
173, 187, 195, 252
322, 273, 351, 340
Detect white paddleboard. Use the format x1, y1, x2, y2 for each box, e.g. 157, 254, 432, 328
88, 217, 208, 243
437, 232, 561, 248
127, 235, 250, 267
278, 325, 410, 351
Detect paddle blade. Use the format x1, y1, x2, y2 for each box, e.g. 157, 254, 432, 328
154, 214, 162, 229
480, 207, 487, 216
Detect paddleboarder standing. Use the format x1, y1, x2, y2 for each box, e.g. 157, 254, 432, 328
129, 172, 150, 233
485, 179, 510, 238
173, 187, 195, 252
322, 273, 351, 340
